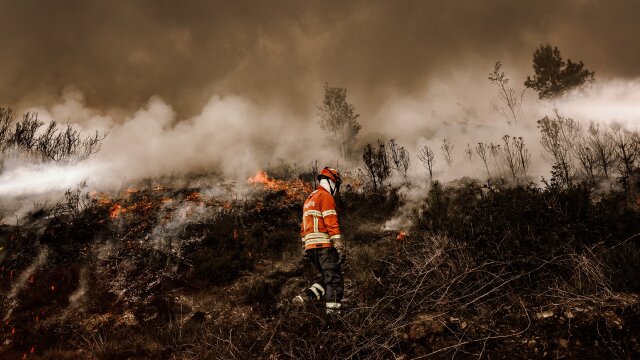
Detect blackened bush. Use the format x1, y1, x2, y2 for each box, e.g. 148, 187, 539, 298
605, 243, 640, 292
416, 182, 640, 256
413, 181, 640, 293
41, 187, 108, 248
188, 247, 253, 286
339, 186, 402, 226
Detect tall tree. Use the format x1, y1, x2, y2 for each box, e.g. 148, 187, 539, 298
362, 140, 391, 190
441, 138, 454, 167
388, 139, 410, 182
524, 44, 594, 99
489, 61, 525, 123
417, 145, 435, 183
537, 113, 580, 187
317, 83, 362, 159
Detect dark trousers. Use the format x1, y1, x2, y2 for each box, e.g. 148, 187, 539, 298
306, 247, 344, 303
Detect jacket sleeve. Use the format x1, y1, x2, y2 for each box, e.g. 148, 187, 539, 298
320, 193, 341, 240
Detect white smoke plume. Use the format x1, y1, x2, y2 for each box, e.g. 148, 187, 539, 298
68, 267, 88, 309
553, 79, 640, 130
1, 90, 336, 200
1, 76, 639, 212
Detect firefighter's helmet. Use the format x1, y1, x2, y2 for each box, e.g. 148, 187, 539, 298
318, 167, 342, 184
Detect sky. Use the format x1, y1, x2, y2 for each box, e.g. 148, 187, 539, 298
0, 0, 640, 199
1, 0, 639, 116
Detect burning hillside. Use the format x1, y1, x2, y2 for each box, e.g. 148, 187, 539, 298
247, 170, 312, 202
1, 4, 640, 356
0, 168, 639, 358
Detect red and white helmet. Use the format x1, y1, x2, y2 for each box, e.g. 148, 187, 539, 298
317, 167, 342, 184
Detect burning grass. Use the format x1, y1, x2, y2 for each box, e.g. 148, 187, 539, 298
1, 176, 640, 358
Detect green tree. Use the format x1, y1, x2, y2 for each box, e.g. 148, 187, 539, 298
317, 83, 362, 159
524, 44, 594, 99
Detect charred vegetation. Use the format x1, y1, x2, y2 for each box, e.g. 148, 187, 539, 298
1, 158, 640, 359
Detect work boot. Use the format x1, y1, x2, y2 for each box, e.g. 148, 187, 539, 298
325, 302, 342, 315
307, 283, 325, 301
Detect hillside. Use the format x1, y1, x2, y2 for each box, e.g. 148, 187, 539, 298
1, 171, 639, 359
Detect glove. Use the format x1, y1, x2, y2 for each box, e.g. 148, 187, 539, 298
333, 238, 346, 266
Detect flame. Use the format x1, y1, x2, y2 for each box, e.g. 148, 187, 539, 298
247, 170, 312, 202
248, 170, 277, 188
396, 230, 406, 241
110, 204, 122, 218
90, 191, 113, 205
50, 285, 55, 291
186, 192, 201, 202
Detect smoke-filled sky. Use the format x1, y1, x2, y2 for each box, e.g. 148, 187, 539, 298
1, 0, 640, 201
2, 0, 639, 116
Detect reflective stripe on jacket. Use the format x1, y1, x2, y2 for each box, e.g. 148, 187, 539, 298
300, 186, 341, 250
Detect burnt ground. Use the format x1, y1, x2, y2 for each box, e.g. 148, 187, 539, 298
0, 180, 639, 359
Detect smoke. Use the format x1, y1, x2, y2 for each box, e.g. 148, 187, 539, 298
2, 1, 640, 119
146, 202, 209, 258
0, 73, 638, 221
68, 267, 88, 309
4, 246, 49, 320
0, 161, 102, 197
372, 76, 640, 232
1, 90, 337, 199
553, 79, 640, 130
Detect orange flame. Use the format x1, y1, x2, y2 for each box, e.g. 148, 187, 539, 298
110, 204, 122, 218
247, 169, 312, 201
186, 192, 201, 202
248, 170, 277, 188
396, 230, 406, 241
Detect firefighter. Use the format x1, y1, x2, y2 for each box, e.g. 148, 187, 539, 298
293, 167, 345, 314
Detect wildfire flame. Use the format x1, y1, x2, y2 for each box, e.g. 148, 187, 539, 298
397, 230, 406, 241
186, 192, 201, 202
110, 204, 123, 218
247, 170, 312, 201
248, 170, 277, 189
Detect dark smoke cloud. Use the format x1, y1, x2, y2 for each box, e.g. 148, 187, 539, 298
1, 0, 639, 119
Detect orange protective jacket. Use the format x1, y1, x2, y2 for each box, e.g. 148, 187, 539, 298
300, 186, 341, 250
